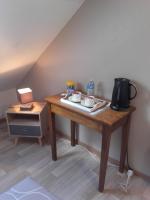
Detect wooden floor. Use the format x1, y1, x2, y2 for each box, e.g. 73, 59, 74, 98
0, 122, 150, 200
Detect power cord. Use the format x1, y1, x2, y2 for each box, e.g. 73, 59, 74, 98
70, 130, 134, 193
120, 169, 134, 192
119, 139, 134, 192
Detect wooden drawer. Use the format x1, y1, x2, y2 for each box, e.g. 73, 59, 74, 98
9, 125, 41, 137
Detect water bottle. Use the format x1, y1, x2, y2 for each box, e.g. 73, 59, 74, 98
86, 80, 95, 96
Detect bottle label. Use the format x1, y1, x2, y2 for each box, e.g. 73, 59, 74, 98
87, 81, 95, 95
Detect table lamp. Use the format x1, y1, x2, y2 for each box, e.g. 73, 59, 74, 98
17, 88, 33, 111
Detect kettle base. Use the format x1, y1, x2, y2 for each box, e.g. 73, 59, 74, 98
110, 104, 129, 111
110, 104, 120, 111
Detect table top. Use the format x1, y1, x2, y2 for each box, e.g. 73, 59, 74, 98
45, 94, 135, 127
7, 101, 47, 115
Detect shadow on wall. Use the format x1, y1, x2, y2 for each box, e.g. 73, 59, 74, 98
0, 63, 34, 91
129, 81, 150, 175
133, 81, 150, 129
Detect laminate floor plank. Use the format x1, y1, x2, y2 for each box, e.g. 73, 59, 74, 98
0, 125, 149, 200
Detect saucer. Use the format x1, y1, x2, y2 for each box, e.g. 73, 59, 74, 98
68, 96, 81, 103
81, 100, 94, 108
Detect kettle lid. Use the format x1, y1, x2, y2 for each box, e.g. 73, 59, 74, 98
115, 78, 130, 82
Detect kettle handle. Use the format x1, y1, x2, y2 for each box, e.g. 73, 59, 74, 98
129, 82, 137, 100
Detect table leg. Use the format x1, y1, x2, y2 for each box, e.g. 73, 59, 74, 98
50, 112, 57, 161
75, 124, 79, 145
99, 126, 111, 192
71, 121, 76, 146
119, 115, 131, 173
46, 108, 51, 145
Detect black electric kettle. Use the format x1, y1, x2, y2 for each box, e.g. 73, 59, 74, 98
110, 78, 137, 111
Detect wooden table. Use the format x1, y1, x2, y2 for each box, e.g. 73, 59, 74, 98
45, 94, 135, 192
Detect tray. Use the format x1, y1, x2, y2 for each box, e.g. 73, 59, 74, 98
60, 94, 108, 113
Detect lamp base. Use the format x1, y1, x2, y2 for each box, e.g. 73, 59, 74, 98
20, 103, 33, 111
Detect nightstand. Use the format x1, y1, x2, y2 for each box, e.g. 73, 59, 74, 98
6, 102, 48, 145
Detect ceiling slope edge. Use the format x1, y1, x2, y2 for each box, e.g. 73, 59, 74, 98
0, 0, 85, 91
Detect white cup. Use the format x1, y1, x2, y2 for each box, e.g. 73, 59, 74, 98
72, 92, 81, 102
84, 96, 95, 107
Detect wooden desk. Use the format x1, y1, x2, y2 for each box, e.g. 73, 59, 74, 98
45, 94, 135, 192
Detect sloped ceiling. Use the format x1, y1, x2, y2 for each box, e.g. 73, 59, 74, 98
0, 0, 85, 90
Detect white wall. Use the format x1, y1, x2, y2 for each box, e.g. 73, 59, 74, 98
22, 0, 150, 176
0, 0, 85, 90
0, 0, 85, 116
0, 89, 18, 118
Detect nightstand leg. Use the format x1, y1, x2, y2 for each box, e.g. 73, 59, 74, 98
38, 138, 42, 146
14, 138, 19, 145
